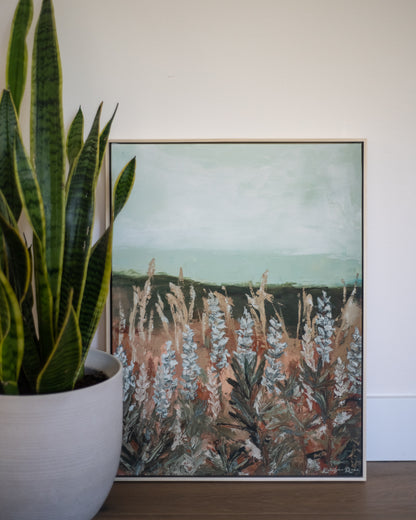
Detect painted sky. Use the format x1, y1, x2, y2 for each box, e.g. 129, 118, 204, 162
111, 142, 363, 286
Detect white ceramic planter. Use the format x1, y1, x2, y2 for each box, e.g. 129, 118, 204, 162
0, 349, 123, 520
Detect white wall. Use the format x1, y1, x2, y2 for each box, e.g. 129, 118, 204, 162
1, 0, 416, 460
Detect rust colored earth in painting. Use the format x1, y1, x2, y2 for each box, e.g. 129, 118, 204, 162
112, 266, 363, 479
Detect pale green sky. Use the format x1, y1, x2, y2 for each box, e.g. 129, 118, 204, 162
111, 142, 363, 286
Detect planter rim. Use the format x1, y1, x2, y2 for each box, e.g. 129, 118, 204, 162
0, 349, 121, 400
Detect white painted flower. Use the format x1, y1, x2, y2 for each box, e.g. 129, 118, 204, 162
334, 411, 352, 427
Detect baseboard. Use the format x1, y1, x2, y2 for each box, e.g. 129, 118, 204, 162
366, 395, 416, 461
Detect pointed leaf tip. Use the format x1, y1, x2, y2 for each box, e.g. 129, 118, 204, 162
113, 157, 136, 220
66, 107, 84, 171
6, 0, 33, 114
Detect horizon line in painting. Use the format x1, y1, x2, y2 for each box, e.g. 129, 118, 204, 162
110, 141, 364, 480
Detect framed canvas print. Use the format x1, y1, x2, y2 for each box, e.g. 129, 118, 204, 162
109, 140, 365, 481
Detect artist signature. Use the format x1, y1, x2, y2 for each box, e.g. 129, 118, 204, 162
321, 466, 360, 475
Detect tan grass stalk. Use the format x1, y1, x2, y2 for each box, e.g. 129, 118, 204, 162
166, 283, 188, 349
342, 279, 347, 305
169, 282, 189, 323
127, 259, 155, 360
207, 369, 222, 419
132, 259, 155, 343
118, 299, 126, 347
148, 309, 154, 343
155, 293, 171, 337
296, 292, 302, 340
148, 258, 156, 278
301, 323, 316, 371
188, 285, 196, 323
246, 271, 274, 343
302, 289, 314, 329
137, 280, 152, 341
128, 285, 139, 360
337, 281, 360, 346
273, 307, 290, 345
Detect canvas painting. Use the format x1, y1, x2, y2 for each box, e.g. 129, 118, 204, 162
109, 141, 364, 480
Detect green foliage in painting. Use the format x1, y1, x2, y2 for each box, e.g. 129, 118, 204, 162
113, 265, 363, 478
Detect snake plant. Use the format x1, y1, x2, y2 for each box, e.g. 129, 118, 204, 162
0, 0, 135, 394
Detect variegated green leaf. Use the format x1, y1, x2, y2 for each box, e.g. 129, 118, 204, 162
113, 157, 136, 220
31, 0, 65, 302
13, 128, 46, 246
36, 291, 82, 394
0, 187, 17, 226
0, 90, 22, 220
0, 0, 136, 395
0, 206, 31, 303
0, 221, 5, 274
79, 158, 135, 357
0, 268, 24, 395
97, 104, 117, 176
78, 227, 112, 360
20, 283, 41, 392
6, 0, 33, 114
32, 231, 54, 361
66, 107, 84, 173
60, 104, 101, 326
0, 188, 19, 281
0, 277, 10, 341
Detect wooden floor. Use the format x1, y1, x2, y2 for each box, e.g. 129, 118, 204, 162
94, 462, 416, 519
